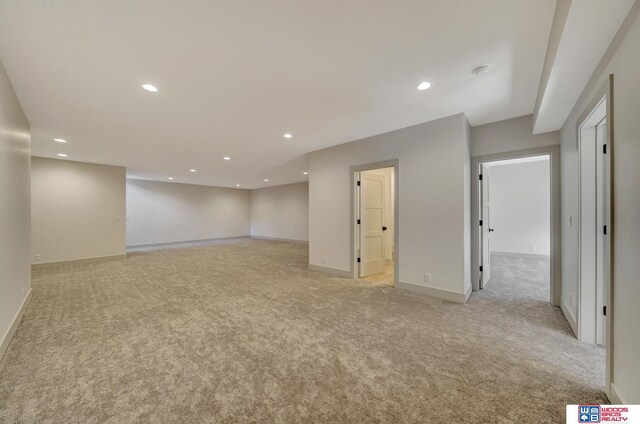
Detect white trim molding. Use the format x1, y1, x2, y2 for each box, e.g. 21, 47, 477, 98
308, 264, 353, 279
250, 236, 309, 244
396, 281, 471, 304
0, 289, 32, 361
32, 254, 128, 270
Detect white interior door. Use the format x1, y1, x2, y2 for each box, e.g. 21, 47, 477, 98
596, 118, 607, 346
480, 163, 492, 289
359, 172, 386, 277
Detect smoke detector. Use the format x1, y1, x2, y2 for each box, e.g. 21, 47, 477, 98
472, 64, 492, 75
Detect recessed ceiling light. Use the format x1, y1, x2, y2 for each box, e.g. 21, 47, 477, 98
189, 169, 196, 172
54, 138, 67, 143
264, 179, 269, 182
56, 153, 68, 157
235, 184, 240, 187
223, 156, 231, 161
142, 83, 158, 92
417, 81, 432, 91
284, 133, 293, 139
168, 177, 174, 180
472, 64, 492, 75
303, 171, 309, 175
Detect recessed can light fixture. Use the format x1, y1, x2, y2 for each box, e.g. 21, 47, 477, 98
189, 169, 196, 172
284, 133, 293, 139
236, 184, 240, 187
142, 83, 158, 92
303, 171, 309, 175
264, 179, 269, 182
168, 177, 174, 180
223, 156, 231, 161
54, 138, 67, 143
417, 81, 432, 91
57, 153, 68, 157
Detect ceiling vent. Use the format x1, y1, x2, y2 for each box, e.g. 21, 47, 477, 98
472, 64, 492, 75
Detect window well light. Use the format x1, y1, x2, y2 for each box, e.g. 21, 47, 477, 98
142, 83, 158, 92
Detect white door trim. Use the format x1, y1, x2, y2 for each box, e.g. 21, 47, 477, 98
470, 145, 560, 306
350, 160, 399, 286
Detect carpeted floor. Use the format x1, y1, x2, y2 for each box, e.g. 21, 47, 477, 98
0, 239, 605, 423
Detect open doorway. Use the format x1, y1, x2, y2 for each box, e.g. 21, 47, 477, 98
477, 155, 552, 301
356, 166, 395, 286
578, 96, 609, 347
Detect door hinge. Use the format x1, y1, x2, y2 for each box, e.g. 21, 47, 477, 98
357, 257, 361, 263
357, 219, 361, 225
603, 144, 607, 154
357, 180, 361, 186
478, 174, 483, 180
603, 306, 607, 316
479, 220, 483, 226
479, 265, 483, 272
603, 225, 607, 235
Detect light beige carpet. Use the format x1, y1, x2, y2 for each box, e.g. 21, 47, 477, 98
0, 239, 605, 423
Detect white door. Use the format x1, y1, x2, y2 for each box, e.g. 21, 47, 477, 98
596, 118, 607, 346
359, 172, 386, 277
480, 163, 493, 289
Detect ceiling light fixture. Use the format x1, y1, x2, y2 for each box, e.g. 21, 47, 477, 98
236, 184, 240, 187
223, 156, 231, 161
54, 138, 67, 143
142, 83, 158, 92
264, 179, 269, 182
56, 153, 68, 157
303, 172, 309, 175
284, 133, 293, 139
168, 177, 174, 180
190, 169, 196, 172
472, 64, 492, 75
417, 81, 432, 91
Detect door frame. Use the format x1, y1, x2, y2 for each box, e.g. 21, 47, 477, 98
575, 75, 614, 397
470, 145, 561, 307
350, 160, 399, 285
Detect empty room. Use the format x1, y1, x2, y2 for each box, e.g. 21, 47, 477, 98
1, 1, 639, 423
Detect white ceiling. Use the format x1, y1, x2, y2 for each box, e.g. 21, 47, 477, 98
533, 0, 635, 134
0, 0, 556, 189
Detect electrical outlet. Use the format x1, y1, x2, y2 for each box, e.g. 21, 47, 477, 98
530, 245, 537, 252
34, 255, 40, 262
151, 237, 156, 242
568, 215, 573, 227
424, 273, 431, 283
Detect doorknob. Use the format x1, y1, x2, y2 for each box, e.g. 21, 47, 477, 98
489, 228, 495, 232
382, 226, 388, 231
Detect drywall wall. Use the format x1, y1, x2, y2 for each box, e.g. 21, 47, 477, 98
250, 182, 308, 242
309, 113, 470, 302
489, 159, 551, 256
470, 114, 559, 157
559, 5, 640, 403
126, 179, 250, 246
31, 157, 126, 264
0, 60, 31, 359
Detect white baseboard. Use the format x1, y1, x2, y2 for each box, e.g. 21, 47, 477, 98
250, 236, 309, 244
561, 298, 578, 338
609, 382, 626, 404
127, 236, 250, 250
0, 288, 32, 362
491, 250, 551, 259
396, 281, 470, 304
32, 254, 128, 270
308, 264, 353, 278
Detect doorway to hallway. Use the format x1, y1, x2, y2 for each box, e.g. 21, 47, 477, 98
356, 166, 395, 286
